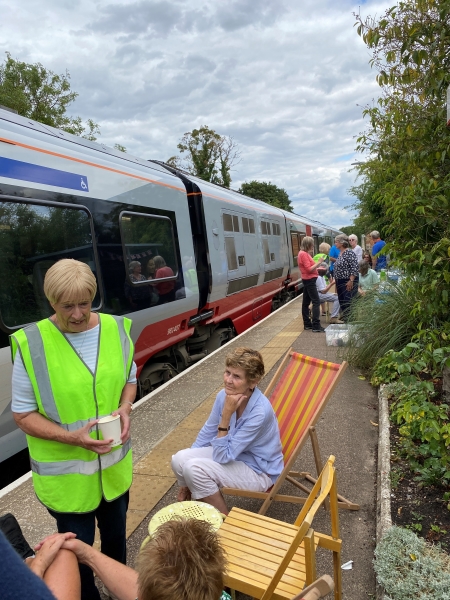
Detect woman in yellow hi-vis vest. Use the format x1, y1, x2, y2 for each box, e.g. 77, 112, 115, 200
11, 259, 136, 600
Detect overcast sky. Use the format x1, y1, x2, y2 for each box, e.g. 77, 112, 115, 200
1, 0, 393, 228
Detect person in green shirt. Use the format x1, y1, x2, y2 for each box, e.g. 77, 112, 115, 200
358, 260, 379, 295
313, 242, 331, 265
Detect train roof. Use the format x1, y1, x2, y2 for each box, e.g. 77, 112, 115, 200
0, 108, 342, 235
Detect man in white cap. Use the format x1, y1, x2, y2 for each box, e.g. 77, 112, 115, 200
315, 263, 344, 324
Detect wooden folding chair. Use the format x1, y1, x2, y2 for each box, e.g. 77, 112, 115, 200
222, 349, 359, 514
219, 456, 342, 600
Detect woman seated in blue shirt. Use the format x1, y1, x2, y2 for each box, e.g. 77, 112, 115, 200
171, 347, 284, 514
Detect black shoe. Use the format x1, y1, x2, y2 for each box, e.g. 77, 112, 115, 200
303, 324, 313, 329
312, 326, 326, 333
0, 513, 34, 559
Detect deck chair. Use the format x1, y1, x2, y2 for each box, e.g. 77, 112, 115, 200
222, 349, 359, 514
219, 456, 342, 600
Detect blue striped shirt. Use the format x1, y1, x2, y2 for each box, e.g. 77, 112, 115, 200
12, 325, 137, 413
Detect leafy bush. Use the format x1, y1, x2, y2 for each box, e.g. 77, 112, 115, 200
388, 380, 450, 486
374, 526, 450, 599
371, 332, 450, 486
371, 339, 450, 387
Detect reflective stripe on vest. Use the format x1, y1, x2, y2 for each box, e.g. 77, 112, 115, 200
20, 317, 132, 428
31, 438, 131, 476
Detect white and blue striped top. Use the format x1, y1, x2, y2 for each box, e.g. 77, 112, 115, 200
12, 325, 137, 413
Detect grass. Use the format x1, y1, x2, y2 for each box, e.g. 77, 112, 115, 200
341, 278, 420, 371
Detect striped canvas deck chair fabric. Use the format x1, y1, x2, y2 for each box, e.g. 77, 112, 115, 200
222, 349, 358, 514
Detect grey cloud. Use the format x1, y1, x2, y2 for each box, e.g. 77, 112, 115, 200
213, 0, 288, 31
86, 0, 203, 38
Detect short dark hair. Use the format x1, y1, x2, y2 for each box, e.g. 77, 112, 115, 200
137, 518, 226, 600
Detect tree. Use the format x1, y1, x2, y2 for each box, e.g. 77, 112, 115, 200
351, 0, 450, 321
0, 53, 100, 140
239, 180, 293, 212
167, 125, 240, 188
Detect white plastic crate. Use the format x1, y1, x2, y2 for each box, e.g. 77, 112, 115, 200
325, 324, 349, 346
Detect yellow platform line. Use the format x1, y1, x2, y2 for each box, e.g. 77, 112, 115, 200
122, 317, 305, 540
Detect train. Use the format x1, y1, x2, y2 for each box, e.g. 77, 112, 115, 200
0, 106, 342, 463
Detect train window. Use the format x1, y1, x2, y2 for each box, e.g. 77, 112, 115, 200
263, 239, 270, 264
223, 213, 233, 232
232, 215, 239, 232
225, 237, 238, 271
249, 219, 255, 234
261, 221, 269, 235
0, 200, 98, 330
242, 217, 249, 233
120, 212, 180, 308
272, 223, 281, 236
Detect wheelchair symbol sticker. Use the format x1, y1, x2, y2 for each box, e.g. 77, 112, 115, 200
80, 178, 88, 191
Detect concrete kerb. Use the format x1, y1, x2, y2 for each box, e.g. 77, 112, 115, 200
376, 384, 392, 600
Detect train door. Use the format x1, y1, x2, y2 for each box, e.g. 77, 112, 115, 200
222, 211, 246, 280
260, 218, 272, 272
241, 214, 258, 276
270, 221, 283, 269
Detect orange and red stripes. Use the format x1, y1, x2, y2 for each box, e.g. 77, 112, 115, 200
270, 352, 340, 463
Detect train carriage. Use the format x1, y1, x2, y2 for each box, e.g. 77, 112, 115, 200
0, 107, 341, 462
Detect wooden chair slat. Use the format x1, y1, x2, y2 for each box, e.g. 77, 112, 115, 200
220, 456, 343, 600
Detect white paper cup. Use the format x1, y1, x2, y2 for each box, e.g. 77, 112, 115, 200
98, 415, 122, 447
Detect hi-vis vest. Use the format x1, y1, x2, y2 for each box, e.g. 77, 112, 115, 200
10, 314, 134, 513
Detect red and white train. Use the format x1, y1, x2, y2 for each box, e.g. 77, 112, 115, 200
0, 107, 341, 462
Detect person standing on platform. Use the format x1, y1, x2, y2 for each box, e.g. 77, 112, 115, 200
298, 236, 325, 332
333, 234, 359, 322
328, 242, 340, 276
11, 259, 136, 600
370, 230, 387, 272
348, 234, 363, 262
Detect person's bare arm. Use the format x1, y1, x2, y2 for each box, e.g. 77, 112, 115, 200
307, 259, 324, 273
64, 539, 138, 600
13, 411, 113, 454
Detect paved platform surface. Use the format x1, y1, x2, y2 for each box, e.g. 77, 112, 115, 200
0, 296, 379, 599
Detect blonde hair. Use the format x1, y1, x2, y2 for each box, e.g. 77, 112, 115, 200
137, 518, 225, 600
43, 259, 97, 304
225, 347, 265, 384
319, 242, 330, 254
301, 236, 314, 251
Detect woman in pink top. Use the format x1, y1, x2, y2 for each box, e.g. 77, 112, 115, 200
152, 255, 176, 304
297, 236, 326, 332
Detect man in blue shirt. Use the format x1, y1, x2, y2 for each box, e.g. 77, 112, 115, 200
370, 230, 387, 271
329, 244, 340, 274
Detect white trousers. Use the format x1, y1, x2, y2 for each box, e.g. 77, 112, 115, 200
171, 447, 272, 499
319, 293, 340, 318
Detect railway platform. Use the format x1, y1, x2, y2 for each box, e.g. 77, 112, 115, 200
0, 296, 379, 599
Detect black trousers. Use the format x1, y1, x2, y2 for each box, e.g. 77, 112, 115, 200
335, 278, 358, 321
302, 278, 321, 329
48, 492, 129, 600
